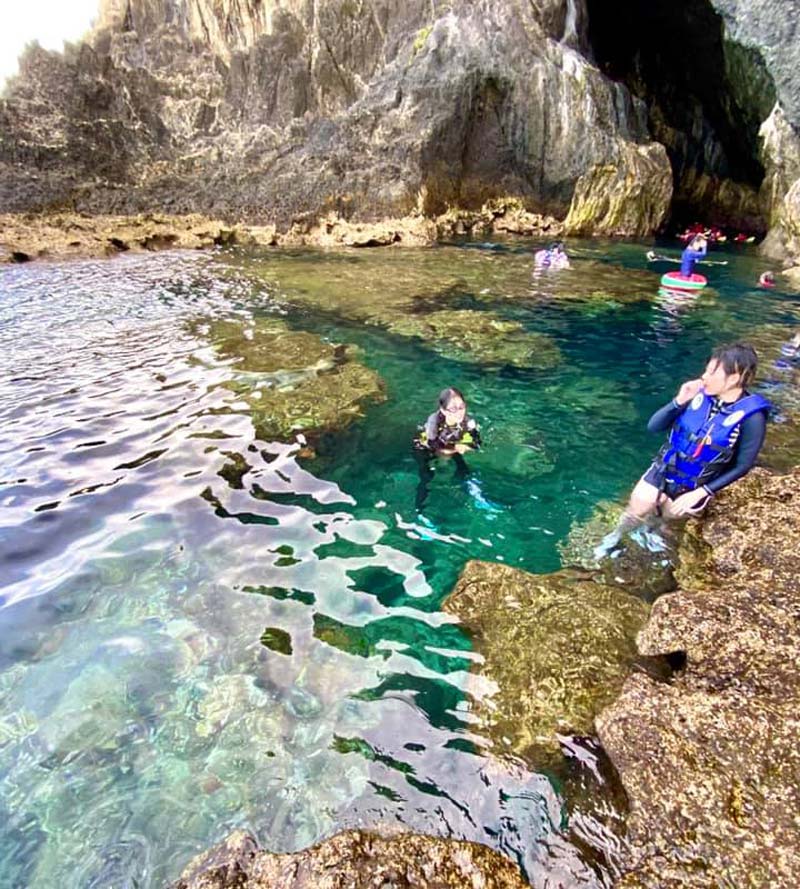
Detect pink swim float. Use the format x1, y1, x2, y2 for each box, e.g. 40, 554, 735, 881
660, 271, 707, 290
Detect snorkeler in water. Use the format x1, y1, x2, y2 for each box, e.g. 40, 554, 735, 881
533, 242, 570, 270
758, 270, 776, 288
413, 387, 482, 510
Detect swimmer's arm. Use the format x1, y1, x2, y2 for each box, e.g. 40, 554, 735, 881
702, 411, 768, 494
646, 400, 685, 433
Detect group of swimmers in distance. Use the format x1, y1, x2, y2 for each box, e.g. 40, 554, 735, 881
414, 241, 779, 559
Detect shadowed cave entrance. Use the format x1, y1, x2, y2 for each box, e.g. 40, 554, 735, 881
586, 0, 776, 232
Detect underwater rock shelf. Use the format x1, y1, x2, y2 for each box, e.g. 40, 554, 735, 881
169, 828, 529, 888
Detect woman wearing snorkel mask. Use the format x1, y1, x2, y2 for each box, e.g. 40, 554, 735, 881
413, 387, 482, 510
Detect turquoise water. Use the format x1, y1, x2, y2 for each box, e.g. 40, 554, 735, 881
1, 240, 798, 888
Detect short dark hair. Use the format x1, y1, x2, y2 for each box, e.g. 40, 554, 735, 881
438, 387, 465, 408
550, 241, 564, 251
710, 342, 758, 388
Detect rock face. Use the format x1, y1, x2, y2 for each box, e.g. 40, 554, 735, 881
563, 141, 673, 237
585, 0, 800, 253
597, 467, 800, 888
0, 0, 670, 236
169, 828, 528, 889
442, 560, 649, 761
386, 309, 563, 369
709, 0, 800, 263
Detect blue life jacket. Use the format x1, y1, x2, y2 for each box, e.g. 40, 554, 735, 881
658, 391, 770, 488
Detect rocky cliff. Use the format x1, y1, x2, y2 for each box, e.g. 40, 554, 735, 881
2, 0, 800, 254
0, 0, 671, 236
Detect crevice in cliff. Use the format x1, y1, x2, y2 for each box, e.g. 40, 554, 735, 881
419, 76, 547, 216
586, 0, 776, 232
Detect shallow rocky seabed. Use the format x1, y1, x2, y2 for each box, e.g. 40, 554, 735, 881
2, 238, 800, 889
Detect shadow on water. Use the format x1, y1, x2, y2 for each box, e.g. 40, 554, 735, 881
1, 242, 799, 887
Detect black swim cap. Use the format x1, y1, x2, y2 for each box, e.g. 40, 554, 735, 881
438, 386, 465, 408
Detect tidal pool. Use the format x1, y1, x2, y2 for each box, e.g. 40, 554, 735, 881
1, 239, 797, 888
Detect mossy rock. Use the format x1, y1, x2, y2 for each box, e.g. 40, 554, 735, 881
242, 361, 385, 441
197, 316, 385, 441
388, 308, 562, 368
560, 500, 677, 601
170, 828, 528, 889
197, 317, 343, 374
443, 560, 649, 763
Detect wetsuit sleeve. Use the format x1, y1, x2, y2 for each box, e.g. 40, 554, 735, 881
464, 418, 482, 449
423, 412, 441, 449
646, 399, 685, 434
703, 410, 767, 494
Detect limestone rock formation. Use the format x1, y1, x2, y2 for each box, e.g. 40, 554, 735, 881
442, 560, 649, 761
597, 467, 800, 888
0, 0, 668, 237
387, 309, 563, 369
169, 827, 528, 889
709, 0, 800, 262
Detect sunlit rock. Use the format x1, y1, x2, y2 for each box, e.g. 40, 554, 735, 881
197, 317, 386, 441
598, 466, 800, 888
169, 827, 528, 889
0, 0, 665, 238
563, 141, 672, 237
758, 105, 800, 229
0, 212, 269, 262
442, 560, 648, 761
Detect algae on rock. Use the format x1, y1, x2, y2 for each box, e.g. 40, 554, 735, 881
563, 141, 673, 237
170, 827, 529, 889
443, 560, 649, 762
387, 308, 562, 369
196, 316, 386, 442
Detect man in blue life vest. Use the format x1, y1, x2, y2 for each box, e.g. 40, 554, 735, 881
595, 342, 769, 558
680, 233, 707, 277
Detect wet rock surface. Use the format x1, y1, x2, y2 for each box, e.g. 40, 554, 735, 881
169, 827, 528, 889
559, 500, 678, 602
199, 317, 386, 442
0, 204, 564, 263
442, 560, 649, 761
387, 309, 562, 369
597, 467, 800, 888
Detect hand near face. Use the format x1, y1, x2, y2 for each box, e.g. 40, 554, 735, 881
676, 378, 703, 405
670, 487, 709, 516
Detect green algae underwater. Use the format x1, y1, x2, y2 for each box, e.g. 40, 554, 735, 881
1, 239, 799, 888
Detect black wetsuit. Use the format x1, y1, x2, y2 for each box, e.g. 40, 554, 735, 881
643, 395, 767, 504
414, 411, 481, 510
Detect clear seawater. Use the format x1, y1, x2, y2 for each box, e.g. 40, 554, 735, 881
1, 239, 798, 888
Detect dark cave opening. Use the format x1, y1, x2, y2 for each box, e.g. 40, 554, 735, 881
585, 0, 776, 232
